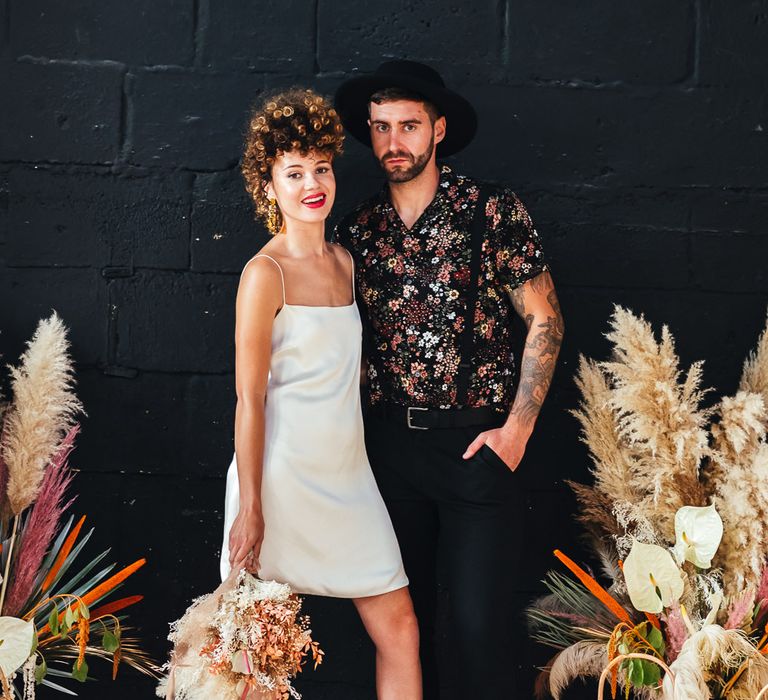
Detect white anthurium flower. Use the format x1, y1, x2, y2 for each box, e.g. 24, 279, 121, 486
623, 539, 685, 614
0, 616, 35, 677
231, 648, 254, 674
674, 504, 724, 569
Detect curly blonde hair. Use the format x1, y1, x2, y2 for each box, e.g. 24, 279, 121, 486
242, 88, 345, 233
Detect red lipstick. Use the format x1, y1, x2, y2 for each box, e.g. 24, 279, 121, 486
301, 193, 327, 209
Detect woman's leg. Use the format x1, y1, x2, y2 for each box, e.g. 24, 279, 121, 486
353, 586, 422, 700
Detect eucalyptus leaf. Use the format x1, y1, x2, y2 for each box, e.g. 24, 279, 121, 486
640, 660, 661, 686
626, 658, 644, 686
102, 629, 119, 653
35, 657, 47, 683
48, 606, 60, 637
71, 658, 88, 682
647, 625, 665, 655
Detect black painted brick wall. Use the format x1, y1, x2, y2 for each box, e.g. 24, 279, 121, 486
1, 2, 767, 698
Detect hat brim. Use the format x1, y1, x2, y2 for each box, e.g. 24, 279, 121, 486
334, 74, 477, 157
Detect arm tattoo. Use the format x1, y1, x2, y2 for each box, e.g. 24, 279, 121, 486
508, 272, 564, 428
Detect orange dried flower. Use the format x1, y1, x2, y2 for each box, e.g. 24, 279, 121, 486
112, 644, 122, 680
76, 617, 90, 668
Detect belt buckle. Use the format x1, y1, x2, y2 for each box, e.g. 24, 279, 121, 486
406, 406, 429, 430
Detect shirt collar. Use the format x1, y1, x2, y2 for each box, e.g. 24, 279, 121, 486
376, 164, 456, 213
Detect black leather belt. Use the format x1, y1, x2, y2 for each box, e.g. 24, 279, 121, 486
367, 403, 506, 430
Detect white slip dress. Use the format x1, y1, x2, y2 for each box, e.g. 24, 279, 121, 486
219, 253, 408, 598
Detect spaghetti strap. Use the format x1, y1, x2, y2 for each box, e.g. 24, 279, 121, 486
247, 254, 286, 305
344, 248, 356, 302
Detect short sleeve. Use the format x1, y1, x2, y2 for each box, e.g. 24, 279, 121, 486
487, 189, 547, 292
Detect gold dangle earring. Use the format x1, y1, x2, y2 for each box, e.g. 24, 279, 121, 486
266, 197, 282, 235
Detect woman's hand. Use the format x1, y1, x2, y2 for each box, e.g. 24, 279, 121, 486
228, 506, 265, 574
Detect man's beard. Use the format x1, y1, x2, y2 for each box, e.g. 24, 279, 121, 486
379, 134, 435, 183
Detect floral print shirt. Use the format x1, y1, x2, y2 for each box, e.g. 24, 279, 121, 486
335, 165, 547, 410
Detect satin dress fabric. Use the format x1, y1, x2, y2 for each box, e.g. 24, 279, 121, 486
220, 254, 408, 598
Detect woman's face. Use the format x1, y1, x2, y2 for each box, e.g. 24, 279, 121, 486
267, 150, 335, 229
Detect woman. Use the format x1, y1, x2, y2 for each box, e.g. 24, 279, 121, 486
219, 88, 422, 700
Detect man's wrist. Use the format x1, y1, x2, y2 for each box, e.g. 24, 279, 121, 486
501, 415, 534, 439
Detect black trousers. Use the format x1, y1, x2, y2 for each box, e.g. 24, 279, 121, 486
364, 413, 525, 700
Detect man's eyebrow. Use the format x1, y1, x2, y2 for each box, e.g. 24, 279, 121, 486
370, 118, 423, 125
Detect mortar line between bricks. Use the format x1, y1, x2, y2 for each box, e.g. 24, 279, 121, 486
117, 70, 130, 163
187, 174, 196, 270
15, 54, 201, 73
0, 160, 242, 176
557, 283, 767, 297
693, 0, 703, 85
71, 469, 227, 480
94, 369, 234, 377
6, 159, 768, 193
0, 158, 118, 168
686, 231, 695, 288
106, 282, 119, 367
2, 0, 9, 48
193, 0, 209, 69
191, 0, 200, 65
17, 54, 127, 70
498, 0, 509, 67
312, 0, 320, 74
4, 265, 765, 297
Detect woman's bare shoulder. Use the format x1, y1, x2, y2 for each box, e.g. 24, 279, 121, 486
329, 241, 353, 267
238, 251, 284, 310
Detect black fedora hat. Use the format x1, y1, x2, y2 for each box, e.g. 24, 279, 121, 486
334, 60, 477, 157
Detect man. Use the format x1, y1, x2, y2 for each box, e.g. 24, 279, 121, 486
334, 60, 564, 699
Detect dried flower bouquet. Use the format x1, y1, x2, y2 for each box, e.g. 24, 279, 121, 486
158, 567, 322, 700
0, 313, 159, 697
528, 306, 768, 700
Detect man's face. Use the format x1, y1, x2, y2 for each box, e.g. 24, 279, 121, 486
368, 100, 445, 183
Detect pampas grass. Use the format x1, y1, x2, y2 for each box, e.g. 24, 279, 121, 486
1, 312, 82, 516
707, 391, 768, 591
529, 307, 768, 699
2, 425, 78, 617
566, 480, 624, 543
570, 307, 711, 548
0, 428, 9, 516
601, 307, 710, 541
571, 355, 644, 508
740, 312, 768, 401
